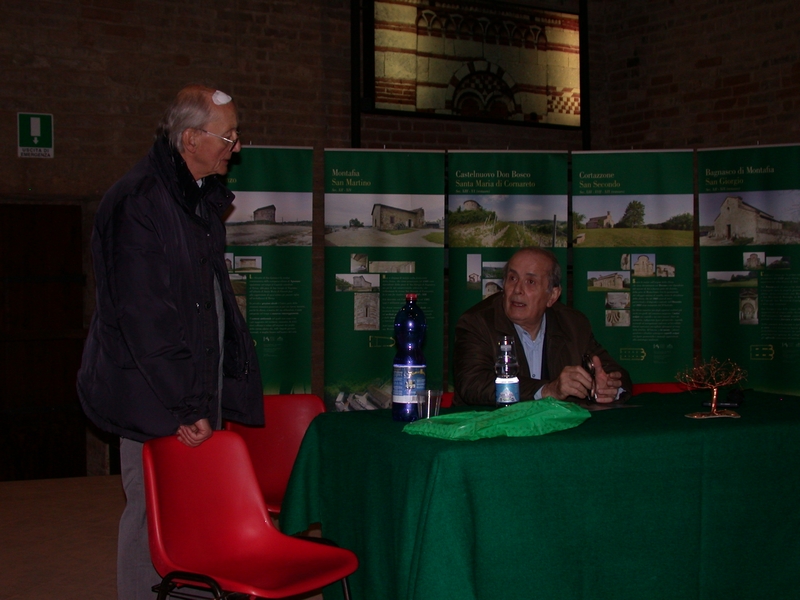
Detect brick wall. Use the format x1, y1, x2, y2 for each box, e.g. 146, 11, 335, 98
1, 0, 353, 196
4, 0, 800, 194
588, 0, 800, 149
3, 0, 800, 401
1, 0, 583, 201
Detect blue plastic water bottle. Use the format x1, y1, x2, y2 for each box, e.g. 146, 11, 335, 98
392, 293, 427, 422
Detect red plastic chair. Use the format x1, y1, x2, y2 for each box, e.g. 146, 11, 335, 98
225, 393, 325, 515
632, 382, 689, 395
143, 431, 358, 599
441, 391, 454, 408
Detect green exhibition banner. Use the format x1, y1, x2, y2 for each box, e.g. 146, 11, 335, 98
225, 146, 313, 394
447, 151, 569, 388
324, 149, 445, 411
698, 144, 800, 395
572, 150, 694, 384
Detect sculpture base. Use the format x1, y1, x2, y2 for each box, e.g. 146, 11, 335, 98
685, 409, 740, 419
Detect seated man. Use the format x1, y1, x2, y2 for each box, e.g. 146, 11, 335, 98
453, 247, 632, 405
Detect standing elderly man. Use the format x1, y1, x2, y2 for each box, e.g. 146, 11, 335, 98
77, 85, 264, 599
453, 247, 631, 405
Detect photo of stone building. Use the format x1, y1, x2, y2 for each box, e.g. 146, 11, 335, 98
586, 211, 615, 229
326, 193, 444, 247
632, 254, 655, 277
462, 200, 482, 211
335, 273, 381, 292
590, 272, 624, 290
712, 196, 782, 243
371, 203, 426, 230
253, 205, 276, 223
225, 192, 312, 247
739, 290, 758, 325
234, 256, 262, 272
368, 261, 415, 273
354, 293, 380, 330
351, 275, 373, 291
743, 252, 765, 269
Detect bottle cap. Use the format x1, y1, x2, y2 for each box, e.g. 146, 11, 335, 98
406, 293, 417, 301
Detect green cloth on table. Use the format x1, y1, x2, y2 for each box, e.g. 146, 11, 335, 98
281, 393, 800, 600
403, 398, 590, 439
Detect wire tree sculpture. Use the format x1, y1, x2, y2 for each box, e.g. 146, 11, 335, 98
677, 357, 747, 419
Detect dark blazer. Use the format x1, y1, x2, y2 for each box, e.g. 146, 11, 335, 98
77, 136, 264, 442
453, 292, 632, 405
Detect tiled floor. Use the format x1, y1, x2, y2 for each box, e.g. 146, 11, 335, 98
0, 475, 123, 600
0, 476, 324, 600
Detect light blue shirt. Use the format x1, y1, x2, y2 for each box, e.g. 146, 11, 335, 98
514, 316, 625, 401
513, 315, 547, 400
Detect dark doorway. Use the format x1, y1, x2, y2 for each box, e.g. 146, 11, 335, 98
0, 204, 86, 480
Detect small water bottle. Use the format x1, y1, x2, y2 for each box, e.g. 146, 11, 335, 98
495, 335, 520, 407
392, 293, 427, 422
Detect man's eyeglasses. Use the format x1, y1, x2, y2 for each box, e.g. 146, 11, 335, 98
199, 129, 241, 148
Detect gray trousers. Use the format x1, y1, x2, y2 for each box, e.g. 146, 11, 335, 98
118, 438, 161, 600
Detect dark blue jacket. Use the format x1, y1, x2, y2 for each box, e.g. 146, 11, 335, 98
78, 136, 264, 442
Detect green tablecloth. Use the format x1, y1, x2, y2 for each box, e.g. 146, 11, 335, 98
280, 392, 800, 600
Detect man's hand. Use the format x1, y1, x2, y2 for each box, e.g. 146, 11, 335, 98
539, 356, 624, 403
177, 418, 213, 447
540, 365, 594, 401
592, 355, 624, 403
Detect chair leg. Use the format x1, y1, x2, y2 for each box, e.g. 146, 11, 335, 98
341, 576, 352, 600
153, 580, 173, 600
152, 571, 229, 599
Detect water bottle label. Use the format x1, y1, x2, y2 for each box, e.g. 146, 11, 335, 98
392, 365, 426, 402
495, 377, 520, 405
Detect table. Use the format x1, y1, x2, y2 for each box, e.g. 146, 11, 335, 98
280, 393, 800, 600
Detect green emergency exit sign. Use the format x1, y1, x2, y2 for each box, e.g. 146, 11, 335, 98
18, 113, 54, 158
